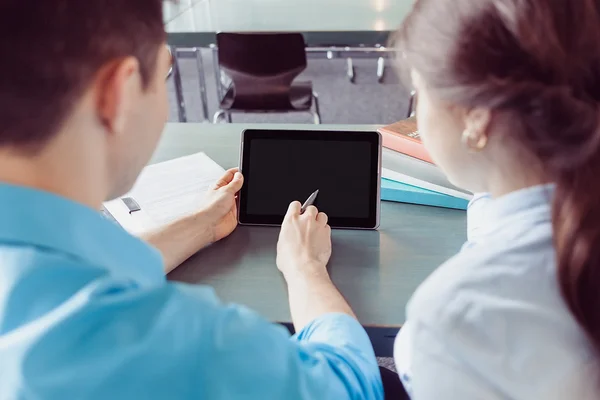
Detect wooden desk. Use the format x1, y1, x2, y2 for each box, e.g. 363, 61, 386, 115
157, 123, 467, 355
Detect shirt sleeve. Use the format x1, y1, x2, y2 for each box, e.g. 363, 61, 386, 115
25, 277, 383, 400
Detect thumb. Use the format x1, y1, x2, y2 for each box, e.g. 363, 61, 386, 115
224, 172, 244, 193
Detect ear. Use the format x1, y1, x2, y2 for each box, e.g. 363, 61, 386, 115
95, 57, 141, 137
464, 107, 492, 138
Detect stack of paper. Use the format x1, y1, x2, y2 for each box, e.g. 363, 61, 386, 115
103, 152, 225, 234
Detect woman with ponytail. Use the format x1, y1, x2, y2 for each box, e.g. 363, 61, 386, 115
392, 0, 600, 398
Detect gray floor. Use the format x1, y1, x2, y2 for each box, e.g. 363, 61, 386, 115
168, 52, 412, 125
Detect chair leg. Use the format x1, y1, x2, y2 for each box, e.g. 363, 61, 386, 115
226, 112, 232, 123
213, 110, 226, 124
377, 57, 386, 84
347, 58, 356, 83
311, 92, 322, 125
407, 90, 417, 119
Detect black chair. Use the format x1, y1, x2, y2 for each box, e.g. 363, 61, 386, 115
212, 32, 322, 124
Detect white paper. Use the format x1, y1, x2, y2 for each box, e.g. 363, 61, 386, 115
381, 167, 473, 201
103, 152, 225, 234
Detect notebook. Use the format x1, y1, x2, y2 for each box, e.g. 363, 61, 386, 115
378, 118, 433, 164
103, 152, 225, 234
381, 178, 469, 210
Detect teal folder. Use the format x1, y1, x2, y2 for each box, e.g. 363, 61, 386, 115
381, 178, 469, 210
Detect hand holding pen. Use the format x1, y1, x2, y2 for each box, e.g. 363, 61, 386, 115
277, 189, 331, 280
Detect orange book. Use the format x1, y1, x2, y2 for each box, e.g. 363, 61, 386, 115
378, 118, 434, 164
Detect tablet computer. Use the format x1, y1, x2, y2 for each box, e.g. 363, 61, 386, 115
238, 129, 381, 229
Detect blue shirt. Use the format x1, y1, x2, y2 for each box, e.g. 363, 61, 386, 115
395, 185, 599, 399
0, 183, 383, 399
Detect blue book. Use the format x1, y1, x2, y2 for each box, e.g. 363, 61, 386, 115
381, 178, 469, 210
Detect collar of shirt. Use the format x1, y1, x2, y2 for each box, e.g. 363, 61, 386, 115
487, 184, 554, 220
0, 183, 164, 286
477, 184, 555, 238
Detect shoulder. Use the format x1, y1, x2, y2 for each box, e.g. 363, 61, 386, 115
407, 220, 557, 331
405, 234, 599, 399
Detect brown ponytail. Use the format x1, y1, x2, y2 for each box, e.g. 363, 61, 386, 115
395, 0, 600, 351
554, 147, 600, 345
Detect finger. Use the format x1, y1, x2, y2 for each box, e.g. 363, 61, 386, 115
213, 168, 239, 189
303, 205, 318, 219
285, 201, 302, 220
223, 172, 244, 193
317, 212, 328, 225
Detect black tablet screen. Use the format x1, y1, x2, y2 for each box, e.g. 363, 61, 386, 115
239, 129, 380, 228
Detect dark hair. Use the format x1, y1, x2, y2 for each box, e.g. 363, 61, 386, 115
0, 0, 166, 152
396, 0, 600, 351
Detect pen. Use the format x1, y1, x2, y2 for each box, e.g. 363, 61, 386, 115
300, 190, 319, 214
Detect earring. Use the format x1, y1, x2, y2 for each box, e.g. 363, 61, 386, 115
462, 129, 488, 151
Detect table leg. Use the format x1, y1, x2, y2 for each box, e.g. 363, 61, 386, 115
211, 44, 223, 101
171, 46, 187, 123
311, 92, 322, 124
194, 48, 209, 121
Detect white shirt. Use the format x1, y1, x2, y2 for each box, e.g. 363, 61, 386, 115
395, 185, 600, 399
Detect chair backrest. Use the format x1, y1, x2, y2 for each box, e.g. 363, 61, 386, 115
216, 32, 308, 110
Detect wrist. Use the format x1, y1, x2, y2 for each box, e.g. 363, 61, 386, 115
282, 262, 331, 285
191, 209, 217, 245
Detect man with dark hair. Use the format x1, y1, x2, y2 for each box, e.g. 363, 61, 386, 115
0, 1, 383, 398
